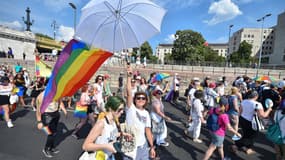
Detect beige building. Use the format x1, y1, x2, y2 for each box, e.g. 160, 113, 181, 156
270, 12, 285, 66
155, 43, 173, 64
208, 43, 228, 57
228, 27, 274, 61
0, 25, 36, 60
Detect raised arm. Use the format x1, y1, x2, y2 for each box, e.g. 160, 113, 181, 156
126, 66, 133, 108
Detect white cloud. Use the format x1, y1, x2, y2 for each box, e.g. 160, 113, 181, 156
153, 0, 203, 9
164, 34, 175, 43
0, 21, 23, 30
57, 25, 74, 42
204, 0, 242, 25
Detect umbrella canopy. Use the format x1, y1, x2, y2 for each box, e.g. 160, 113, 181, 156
75, 0, 166, 52
254, 75, 276, 82
152, 73, 170, 83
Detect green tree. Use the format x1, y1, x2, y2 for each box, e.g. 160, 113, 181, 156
172, 30, 205, 63
229, 40, 253, 64
171, 30, 224, 64
140, 42, 153, 59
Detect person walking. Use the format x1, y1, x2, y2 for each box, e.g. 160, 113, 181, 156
36, 90, 67, 158
203, 97, 242, 160
231, 90, 273, 155
125, 65, 156, 160
82, 96, 131, 160
0, 76, 14, 128
185, 90, 206, 143
272, 99, 285, 160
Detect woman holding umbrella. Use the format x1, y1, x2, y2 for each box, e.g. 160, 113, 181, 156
125, 65, 156, 159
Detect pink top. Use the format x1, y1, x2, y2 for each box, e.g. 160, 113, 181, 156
209, 108, 230, 136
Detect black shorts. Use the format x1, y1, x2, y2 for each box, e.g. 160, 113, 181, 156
0, 95, 10, 105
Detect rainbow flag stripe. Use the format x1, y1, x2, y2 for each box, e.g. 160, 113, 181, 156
40, 39, 112, 113
74, 105, 88, 118
42, 126, 52, 135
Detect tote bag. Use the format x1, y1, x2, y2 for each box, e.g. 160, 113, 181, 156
266, 113, 285, 144
252, 113, 264, 131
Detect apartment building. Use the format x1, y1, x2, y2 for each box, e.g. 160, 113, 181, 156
270, 11, 285, 66
155, 43, 173, 64
208, 43, 228, 57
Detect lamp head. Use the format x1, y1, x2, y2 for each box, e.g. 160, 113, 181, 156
69, 3, 76, 9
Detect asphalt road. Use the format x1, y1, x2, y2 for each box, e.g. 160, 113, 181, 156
0, 99, 276, 160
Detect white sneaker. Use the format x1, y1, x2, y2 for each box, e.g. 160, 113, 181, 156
7, 120, 14, 128
232, 135, 241, 141
193, 138, 203, 143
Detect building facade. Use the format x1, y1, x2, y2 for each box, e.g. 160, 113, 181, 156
228, 27, 274, 61
208, 43, 228, 57
270, 11, 285, 66
155, 43, 173, 64
0, 25, 36, 60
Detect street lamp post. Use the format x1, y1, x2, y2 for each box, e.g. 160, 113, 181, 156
227, 24, 234, 67
69, 2, 77, 35
257, 13, 271, 69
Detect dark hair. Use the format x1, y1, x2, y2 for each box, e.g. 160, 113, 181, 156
95, 75, 104, 83
246, 90, 258, 99
194, 90, 204, 100
105, 96, 125, 112
133, 91, 148, 108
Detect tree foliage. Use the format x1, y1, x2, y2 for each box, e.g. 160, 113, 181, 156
229, 40, 253, 63
171, 30, 224, 63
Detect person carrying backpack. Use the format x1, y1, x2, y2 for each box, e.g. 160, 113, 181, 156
272, 99, 285, 160
203, 97, 241, 160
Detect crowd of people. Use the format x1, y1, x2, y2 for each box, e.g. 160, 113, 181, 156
0, 60, 285, 160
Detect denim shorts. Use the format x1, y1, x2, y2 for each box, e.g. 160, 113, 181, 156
211, 133, 224, 147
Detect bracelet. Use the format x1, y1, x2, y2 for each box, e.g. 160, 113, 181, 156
37, 121, 42, 124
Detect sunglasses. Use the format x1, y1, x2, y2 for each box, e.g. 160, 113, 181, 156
98, 78, 102, 80
157, 92, 163, 95
131, 81, 136, 83
136, 96, 146, 100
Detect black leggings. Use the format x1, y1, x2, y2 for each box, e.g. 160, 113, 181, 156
42, 111, 60, 150
235, 116, 258, 149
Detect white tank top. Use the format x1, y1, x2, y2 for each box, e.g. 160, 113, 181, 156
95, 118, 118, 158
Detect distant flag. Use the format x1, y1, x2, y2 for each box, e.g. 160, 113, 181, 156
203, 41, 209, 47
35, 55, 52, 77
40, 39, 112, 113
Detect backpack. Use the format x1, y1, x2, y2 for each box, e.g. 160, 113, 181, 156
206, 108, 220, 132
266, 113, 285, 144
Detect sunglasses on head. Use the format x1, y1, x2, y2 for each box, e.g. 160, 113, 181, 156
136, 96, 146, 100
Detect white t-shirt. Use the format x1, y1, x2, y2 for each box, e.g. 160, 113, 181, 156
94, 83, 104, 104
126, 103, 151, 147
191, 98, 204, 120
241, 99, 263, 121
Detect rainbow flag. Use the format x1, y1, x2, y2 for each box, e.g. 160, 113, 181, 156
35, 55, 52, 77
74, 105, 88, 118
40, 39, 112, 113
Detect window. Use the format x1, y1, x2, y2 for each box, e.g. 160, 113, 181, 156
252, 35, 254, 38
283, 55, 285, 61
248, 34, 250, 38
244, 34, 247, 38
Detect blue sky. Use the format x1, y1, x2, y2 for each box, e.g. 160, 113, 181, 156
0, 0, 284, 51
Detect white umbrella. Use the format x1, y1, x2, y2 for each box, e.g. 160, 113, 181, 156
75, 0, 166, 52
